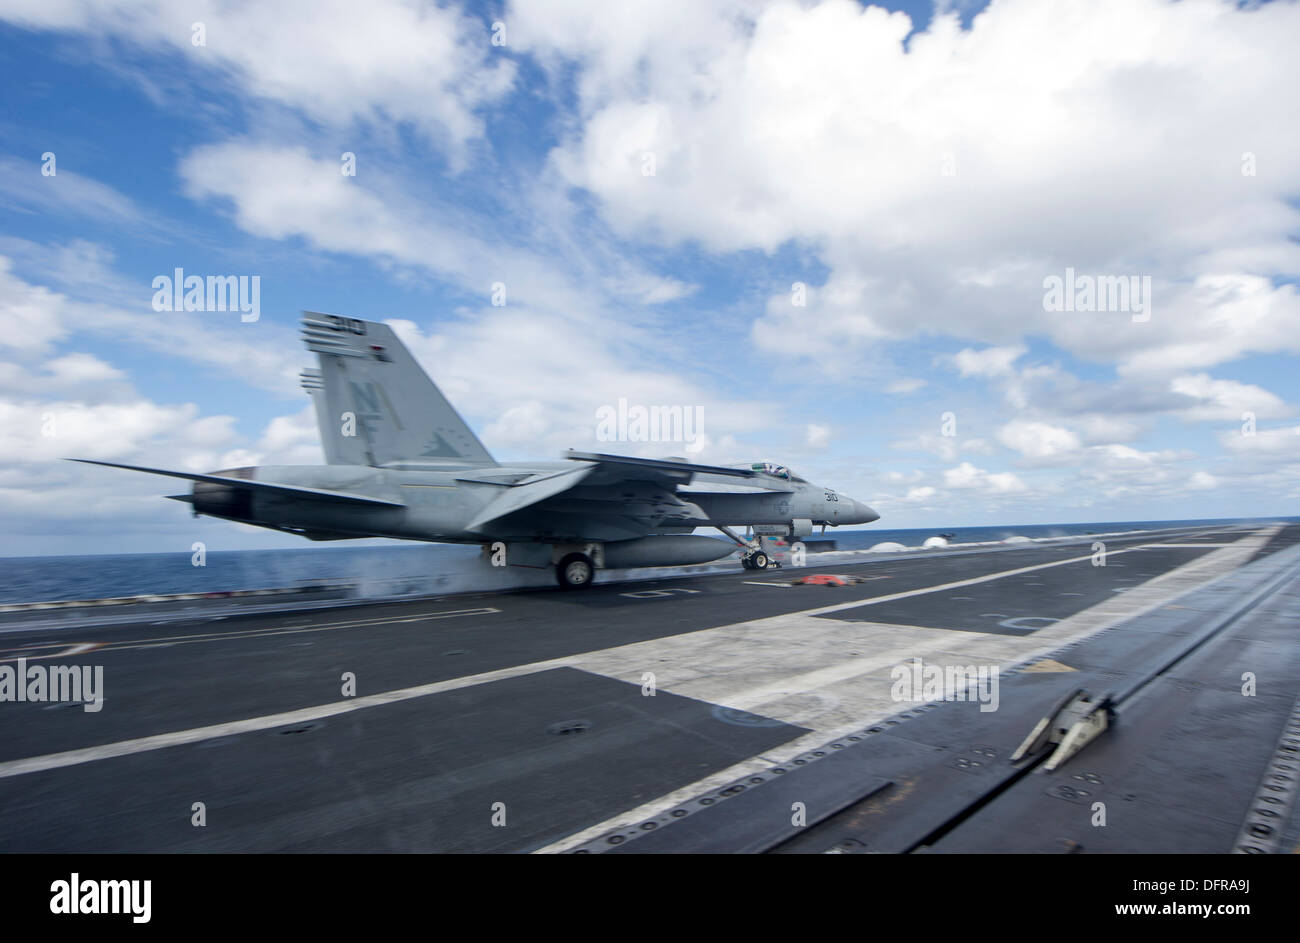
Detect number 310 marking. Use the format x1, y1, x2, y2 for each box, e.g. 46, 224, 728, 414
326, 314, 367, 335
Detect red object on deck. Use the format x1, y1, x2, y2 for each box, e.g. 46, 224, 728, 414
794, 574, 850, 586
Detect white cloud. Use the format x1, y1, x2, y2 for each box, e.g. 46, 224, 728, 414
517, 0, 1300, 374
179, 142, 684, 319
997, 419, 1081, 459
388, 316, 770, 463
1171, 372, 1289, 422
1089, 444, 1158, 465
1221, 424, 1300, 458
0, 399, 232, 465
885, 377, 926, 394
0, 349, 323, 548
0, 156, 143, 224
3, 0, 516, 164
943, 461, 1026, 493
255, 407, 324, 466
951, 345, 1027, 379
1074, 414, 1142, 445
44, 353, 125, 384
892, 432, 992, 461
1071, 444, 1193, 496
0, 257, 69, 352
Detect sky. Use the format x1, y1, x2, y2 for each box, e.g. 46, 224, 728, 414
1, 0, 1299, 555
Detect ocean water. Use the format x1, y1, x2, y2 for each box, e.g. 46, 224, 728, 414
0, 517, 1290, 605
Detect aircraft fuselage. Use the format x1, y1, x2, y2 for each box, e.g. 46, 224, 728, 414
185, 462, 879, 544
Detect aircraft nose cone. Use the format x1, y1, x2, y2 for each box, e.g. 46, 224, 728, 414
854, 500, 880, 524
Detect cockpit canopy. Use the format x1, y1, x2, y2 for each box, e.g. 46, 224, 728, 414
750, 462, 807, 483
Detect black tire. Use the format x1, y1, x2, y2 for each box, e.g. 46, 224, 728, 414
750, 552, 769, 570
556, 553, 594, 589
741, 555, 754, 570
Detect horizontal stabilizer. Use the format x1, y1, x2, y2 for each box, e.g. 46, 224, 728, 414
69, 459, 406, 508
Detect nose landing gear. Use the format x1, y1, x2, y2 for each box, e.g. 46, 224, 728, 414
717, 525, 781, 572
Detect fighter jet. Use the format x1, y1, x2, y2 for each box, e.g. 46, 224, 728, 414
74, 313, 879, 588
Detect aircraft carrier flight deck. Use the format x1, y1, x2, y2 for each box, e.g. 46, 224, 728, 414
3, 521, 1299, 855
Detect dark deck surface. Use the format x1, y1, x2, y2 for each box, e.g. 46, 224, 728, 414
2, 523, 1296, 853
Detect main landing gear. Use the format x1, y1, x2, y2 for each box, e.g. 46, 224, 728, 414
556, 552, 595, 589
741, 551, 770, 571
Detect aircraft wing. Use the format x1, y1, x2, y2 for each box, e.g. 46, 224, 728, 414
562, 451, 795, 492
562, 451, 759, 482
68, 459, 407, 508
462, 456, 745, 536
464, 465, 594, 532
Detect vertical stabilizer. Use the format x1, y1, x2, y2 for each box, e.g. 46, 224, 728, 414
300, 312, 496, 467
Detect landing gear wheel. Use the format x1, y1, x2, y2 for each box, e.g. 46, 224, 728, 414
741, 555, 755, 570
750, 552, 770, 571
556, 553, 595, 589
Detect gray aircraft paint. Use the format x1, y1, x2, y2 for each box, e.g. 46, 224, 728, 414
77, 313, 879, 569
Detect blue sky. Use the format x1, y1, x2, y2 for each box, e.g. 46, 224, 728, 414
2, 0, 1299, 555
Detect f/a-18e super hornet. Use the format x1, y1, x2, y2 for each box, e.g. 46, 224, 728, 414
75, 313, 879, 588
